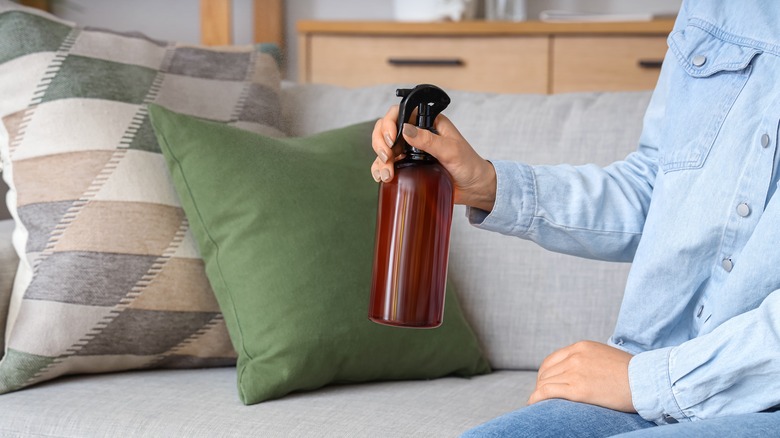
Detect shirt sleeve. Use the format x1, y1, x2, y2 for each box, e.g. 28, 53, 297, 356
473, 41, 677, 262
467, 147, 658, 262
629, 289, 780, 424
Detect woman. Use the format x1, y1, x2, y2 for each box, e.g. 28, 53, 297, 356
370, 1, 780, 436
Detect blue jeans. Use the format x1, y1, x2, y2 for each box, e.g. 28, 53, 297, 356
462, 399, 780, 437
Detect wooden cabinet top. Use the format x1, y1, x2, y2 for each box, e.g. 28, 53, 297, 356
297, 19, 676, 37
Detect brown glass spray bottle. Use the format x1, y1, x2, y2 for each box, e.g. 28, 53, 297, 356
369, 84, 454, 328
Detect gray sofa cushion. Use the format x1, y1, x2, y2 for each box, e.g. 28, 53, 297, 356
0, 368, 534, 437
281, 84, 651, 370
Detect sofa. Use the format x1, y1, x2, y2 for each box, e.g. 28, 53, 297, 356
0, 79, 653, 436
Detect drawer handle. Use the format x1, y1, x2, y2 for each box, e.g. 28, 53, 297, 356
388, 58, 464, 67
638, 59, 664, 69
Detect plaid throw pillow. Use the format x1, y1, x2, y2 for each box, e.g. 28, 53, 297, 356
0, 5, 284, 393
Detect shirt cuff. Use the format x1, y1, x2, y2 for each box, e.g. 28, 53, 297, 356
466, 160, 537, 236
629, 347, 689, 425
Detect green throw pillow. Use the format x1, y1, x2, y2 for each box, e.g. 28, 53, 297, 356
148, 104, 491, 404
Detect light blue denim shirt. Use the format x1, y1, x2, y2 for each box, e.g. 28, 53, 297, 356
469, 0, 780, 426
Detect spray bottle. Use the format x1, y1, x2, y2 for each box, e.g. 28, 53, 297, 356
369, 84, 454, 328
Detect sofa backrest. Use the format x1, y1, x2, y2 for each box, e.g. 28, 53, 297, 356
282, 84, 652, 370
449, 90, 650, 370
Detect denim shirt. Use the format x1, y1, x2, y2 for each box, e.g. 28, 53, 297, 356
469, 0, 780, 425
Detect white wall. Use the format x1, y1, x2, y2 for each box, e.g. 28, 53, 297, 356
50, 0, 255, 44
48, 0, 682, 80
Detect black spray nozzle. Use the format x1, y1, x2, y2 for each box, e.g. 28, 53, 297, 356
393, 84, 450, 154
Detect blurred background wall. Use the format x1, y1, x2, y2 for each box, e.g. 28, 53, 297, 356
49, 0, 682, 80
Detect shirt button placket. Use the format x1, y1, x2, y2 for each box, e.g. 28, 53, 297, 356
720, 133, 768, 276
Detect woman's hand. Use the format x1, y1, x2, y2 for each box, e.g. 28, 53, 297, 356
371, 105, 498, 212
528, 341, 636, 413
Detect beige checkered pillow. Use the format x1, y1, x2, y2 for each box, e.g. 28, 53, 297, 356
0, 5, 284, 393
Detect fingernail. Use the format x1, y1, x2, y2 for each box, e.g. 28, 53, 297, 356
378, 150, 388, 163
403, 124, 417, 138
380, 168, 391, 182
372, 169, 381, 182
384, 133, 393, 148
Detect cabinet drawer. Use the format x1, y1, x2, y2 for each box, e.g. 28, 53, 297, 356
305, 35, 548, 94
551, 36, 668, 93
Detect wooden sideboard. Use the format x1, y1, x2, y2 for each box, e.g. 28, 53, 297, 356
297, 19, 675, 94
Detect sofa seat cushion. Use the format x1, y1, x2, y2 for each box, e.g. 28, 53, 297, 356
0, 369, 533, 437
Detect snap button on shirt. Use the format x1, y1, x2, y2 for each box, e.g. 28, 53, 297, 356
761, 133, 771, 148
692, 54, 707, 67
737, 203, 751, 217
